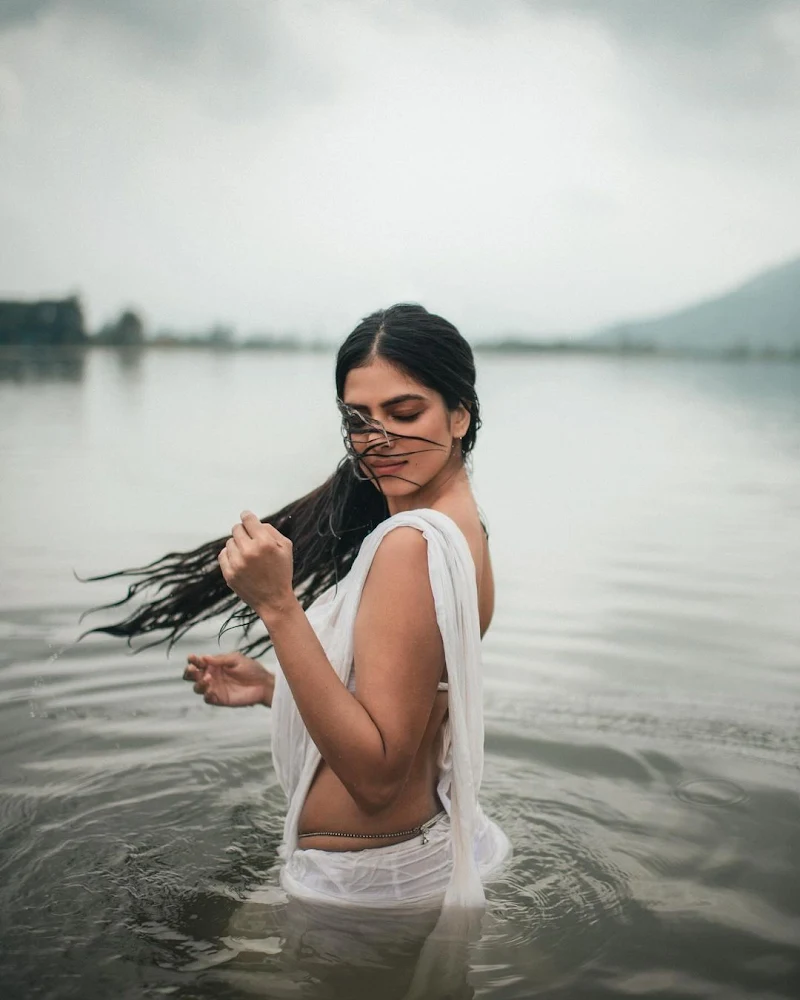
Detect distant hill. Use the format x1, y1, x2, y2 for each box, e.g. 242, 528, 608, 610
586, 256, 800, 354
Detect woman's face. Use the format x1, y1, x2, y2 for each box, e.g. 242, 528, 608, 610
341, 356, 468, 499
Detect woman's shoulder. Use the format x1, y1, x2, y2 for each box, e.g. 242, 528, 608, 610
360, 509, 465, 575
377, 506, 468, 543
367, 506, 483, 582
366, 526, 429, 592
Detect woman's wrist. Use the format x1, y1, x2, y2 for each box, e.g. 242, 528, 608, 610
255, 594, 302, 632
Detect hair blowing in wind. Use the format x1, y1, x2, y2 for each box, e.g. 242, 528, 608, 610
81, 304, 481, 656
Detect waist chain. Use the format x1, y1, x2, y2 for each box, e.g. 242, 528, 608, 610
297, 809, 446, 845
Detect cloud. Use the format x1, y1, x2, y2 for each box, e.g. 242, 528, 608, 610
417, 0, 800, 109
4, 0, 799, 116
0, 0, 264, 57
540, 0, 783, 44
554, 0, 800, 109
0, 0, 338, 117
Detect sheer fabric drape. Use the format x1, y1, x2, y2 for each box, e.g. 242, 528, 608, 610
271, 508, 510, 908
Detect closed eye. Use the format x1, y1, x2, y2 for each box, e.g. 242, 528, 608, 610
392, 413, 421, 423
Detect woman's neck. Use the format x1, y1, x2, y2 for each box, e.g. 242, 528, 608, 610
386, 459, 472, 516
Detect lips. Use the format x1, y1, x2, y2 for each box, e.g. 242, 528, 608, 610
368, 458, 407, 473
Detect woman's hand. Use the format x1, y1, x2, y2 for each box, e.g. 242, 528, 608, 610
218, 511, 296, 620
183, 652, 275, 708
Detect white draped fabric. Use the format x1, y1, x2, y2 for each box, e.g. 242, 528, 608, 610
271, 508, 511, 908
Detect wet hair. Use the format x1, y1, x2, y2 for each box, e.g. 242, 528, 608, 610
82, 303, 481, 655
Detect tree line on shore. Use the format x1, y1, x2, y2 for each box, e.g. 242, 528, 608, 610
0, 296, 319, 350
1, 292, 798, 360
0, 296, 145, 347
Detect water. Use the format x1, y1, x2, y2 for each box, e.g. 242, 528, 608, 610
1, 347, 798, 999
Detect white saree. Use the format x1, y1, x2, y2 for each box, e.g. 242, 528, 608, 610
271, 507, 511, 909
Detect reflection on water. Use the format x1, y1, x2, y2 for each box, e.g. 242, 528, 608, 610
0, 351, 798, 999
0, 345, 88, 382
0, 345, 152, 384
209, 894, 468, 999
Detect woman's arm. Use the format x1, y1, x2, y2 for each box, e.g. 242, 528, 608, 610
220, 515, 444, 813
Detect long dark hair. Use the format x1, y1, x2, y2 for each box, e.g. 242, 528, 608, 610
83, 303, 481, 655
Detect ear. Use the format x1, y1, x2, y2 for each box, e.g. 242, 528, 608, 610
450, 402, 471, 442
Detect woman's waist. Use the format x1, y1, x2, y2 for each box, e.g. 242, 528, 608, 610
296, 808, 447, 853
298, 763, 444, 852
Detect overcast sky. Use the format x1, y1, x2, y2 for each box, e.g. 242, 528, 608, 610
1, 0, 799, 340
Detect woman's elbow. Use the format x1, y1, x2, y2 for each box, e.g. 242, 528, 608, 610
351, 769, 406, 815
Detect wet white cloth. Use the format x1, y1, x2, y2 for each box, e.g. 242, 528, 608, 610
271, 507, 511, 908
280, 808, 510, 908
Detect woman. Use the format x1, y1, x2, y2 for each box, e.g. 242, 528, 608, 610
90, 303, 510, 910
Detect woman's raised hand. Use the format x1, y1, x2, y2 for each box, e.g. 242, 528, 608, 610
183, 652, 275, 708
218, 511, 295, 620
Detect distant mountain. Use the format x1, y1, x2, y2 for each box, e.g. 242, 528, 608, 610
586, 256, 800, 354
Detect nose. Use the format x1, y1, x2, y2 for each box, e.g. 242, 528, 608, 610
356, 429, 394, 459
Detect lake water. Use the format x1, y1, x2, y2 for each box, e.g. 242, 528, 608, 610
1, 347, 798, 1000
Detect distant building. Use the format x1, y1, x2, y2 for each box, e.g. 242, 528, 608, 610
0, 296, 87, 346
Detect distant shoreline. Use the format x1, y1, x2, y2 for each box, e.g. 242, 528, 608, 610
1, 341, 799, 362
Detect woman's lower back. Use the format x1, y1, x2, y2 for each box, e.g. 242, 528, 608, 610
297, 694, 449, 852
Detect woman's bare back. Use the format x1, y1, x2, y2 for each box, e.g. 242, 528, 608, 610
297, 505, 493, 851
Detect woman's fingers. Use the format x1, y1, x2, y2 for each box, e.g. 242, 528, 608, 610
213, 654, 238, 668
218, 547, 231, 580
196, 652, 241, 670
261, 520, 290, 545
188, 654, 210, 692
183, 654, 207, 681
184, 655, 226, 705
240, 510, 289, 545
191, 675, 218, 701
185, 652, 244, 681
231, 523, 252, 548
239, 510, 262, 538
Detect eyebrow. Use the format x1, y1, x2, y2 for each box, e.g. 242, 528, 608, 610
345, 393, 427, 412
